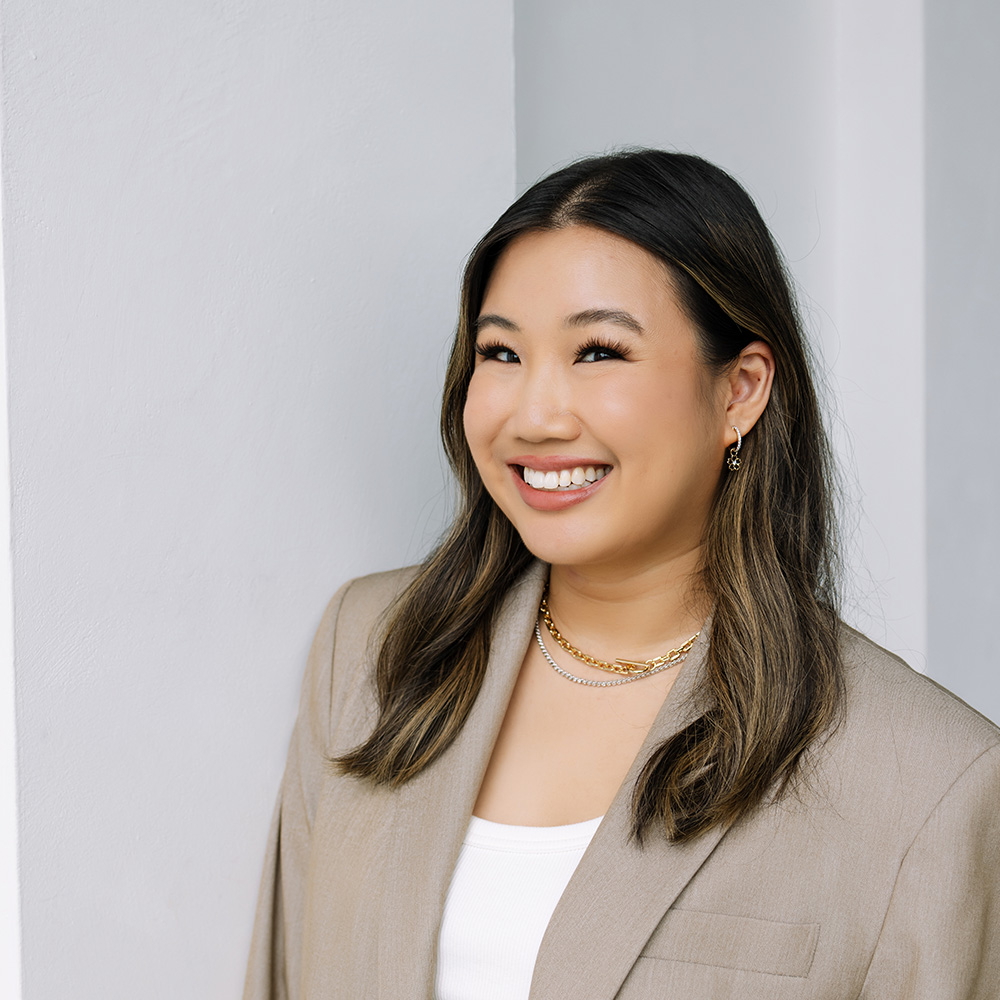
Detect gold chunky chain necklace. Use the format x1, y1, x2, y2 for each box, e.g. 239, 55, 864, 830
539, 590, 699, 678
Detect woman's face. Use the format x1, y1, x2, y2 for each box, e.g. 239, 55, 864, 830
463, 225, 733, 575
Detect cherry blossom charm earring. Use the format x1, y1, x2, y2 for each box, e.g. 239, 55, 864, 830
727, 426, 742, 471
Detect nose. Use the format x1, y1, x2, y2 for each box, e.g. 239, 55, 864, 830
511, 365, 581, 443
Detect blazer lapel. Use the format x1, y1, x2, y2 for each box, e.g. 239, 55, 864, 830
374, 560, 549, 999
529, 625, 729, 1000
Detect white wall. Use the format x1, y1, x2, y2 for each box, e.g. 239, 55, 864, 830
0, 114, 23, 1000
830, 0, 925, 663
2, 2, 513, 997
514, 0, 929, 665
925, 0, 1000, 721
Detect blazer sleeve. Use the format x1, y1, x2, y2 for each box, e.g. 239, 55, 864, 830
242, 581, 353, 1000
859, 742, 1000, 999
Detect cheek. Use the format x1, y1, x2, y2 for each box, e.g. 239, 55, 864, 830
607, 373, 702, 437
612, 371, 719, 471
462, 374, 502, 460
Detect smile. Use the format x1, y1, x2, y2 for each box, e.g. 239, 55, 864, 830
520, 464, 611, 491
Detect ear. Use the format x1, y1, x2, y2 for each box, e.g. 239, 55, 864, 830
723, 340, 774, 446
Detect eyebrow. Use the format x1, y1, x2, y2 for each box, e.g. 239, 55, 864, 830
565, 308, 644, 334
474, 308, 644, 335
474, 314, 520, 333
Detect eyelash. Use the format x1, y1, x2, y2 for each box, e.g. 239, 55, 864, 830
474, 340, 518, 362
576, 337, 630, 362
474, 338, 631, 363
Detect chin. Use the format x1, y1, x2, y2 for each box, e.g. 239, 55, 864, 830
507, 521, 616, 570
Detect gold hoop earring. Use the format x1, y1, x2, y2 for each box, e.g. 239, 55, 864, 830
727, 426, 742, 472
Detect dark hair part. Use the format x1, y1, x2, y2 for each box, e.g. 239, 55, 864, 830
336, 149, 842, 843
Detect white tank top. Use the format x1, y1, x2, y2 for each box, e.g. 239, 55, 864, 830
434, 814, 602, 1000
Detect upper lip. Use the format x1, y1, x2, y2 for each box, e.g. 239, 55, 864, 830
508, 455, 612, 471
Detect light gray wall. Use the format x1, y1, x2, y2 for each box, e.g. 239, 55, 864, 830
0, 180, 20, 1000
514, 0, 931, 667
2, 1, 513, 996
926, 0, 1000, 721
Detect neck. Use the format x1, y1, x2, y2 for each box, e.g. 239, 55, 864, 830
545, 550, 709, 664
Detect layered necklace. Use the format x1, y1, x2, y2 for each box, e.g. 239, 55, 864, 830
535, 589, 699, 688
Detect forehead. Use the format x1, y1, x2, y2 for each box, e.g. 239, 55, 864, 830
480, 225, 681, 326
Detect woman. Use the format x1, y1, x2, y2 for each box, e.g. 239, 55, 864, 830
244, 150, 1000, 1000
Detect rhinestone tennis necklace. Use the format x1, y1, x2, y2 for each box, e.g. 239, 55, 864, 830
534, 619, 695, 688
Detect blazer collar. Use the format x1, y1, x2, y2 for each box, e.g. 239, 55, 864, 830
374, 560, 726, 1000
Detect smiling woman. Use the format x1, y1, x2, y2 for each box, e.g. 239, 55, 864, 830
244, 151, 1000, 1000
465, 225, 771, 573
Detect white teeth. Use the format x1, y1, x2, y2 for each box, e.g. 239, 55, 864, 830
520, 464, 611, 491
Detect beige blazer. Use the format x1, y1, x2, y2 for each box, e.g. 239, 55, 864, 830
243, 561, 1000, 999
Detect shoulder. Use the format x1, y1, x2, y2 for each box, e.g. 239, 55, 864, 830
327, 564, 421, 637
838, 625, 999, 755
301, 565, 420, 745
310, 563, 421, 672
815, 624, 1000, 834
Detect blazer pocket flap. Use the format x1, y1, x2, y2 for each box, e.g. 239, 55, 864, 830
640, 908, 819, 978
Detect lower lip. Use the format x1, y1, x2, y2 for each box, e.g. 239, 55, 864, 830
510, 466, 611, 511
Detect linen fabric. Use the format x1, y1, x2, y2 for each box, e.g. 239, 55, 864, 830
243, 561, 1000, 999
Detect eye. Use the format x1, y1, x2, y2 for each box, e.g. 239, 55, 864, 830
475, 341, 520, 364
576, 338, 630, 363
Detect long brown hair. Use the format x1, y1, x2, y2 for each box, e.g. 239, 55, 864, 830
336, 149, 842, 843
